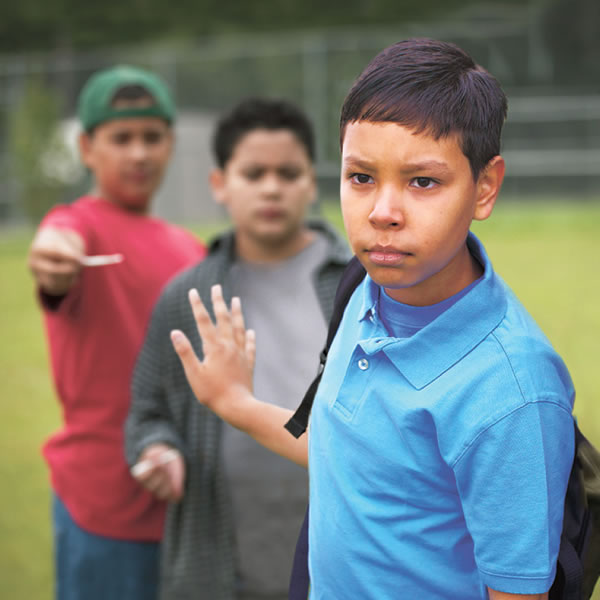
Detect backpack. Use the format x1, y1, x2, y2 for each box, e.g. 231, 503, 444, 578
285, 256, 600, 600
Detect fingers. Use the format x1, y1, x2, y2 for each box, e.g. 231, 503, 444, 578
231, 296, 247, 350
211, 284, 234, 340
132, 447, 185, 502
165, 456, 186, 502
144, 471, 172, 500
137, 467, 175, 501
28, 227, 85, 295
188, 288, 217, 354
28, 254, 81, 286
172, 286, 255, 412
30, 226, 85, 264
144, 457, 185, 502
189, 285, 248, 354
170, 329, 206, 401
245, 329, 256, 372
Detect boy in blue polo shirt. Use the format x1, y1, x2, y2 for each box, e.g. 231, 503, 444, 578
169, 39, 575, 600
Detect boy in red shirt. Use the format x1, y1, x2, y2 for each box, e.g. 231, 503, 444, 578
28, 65, 206, 600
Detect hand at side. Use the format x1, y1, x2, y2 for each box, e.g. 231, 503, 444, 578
131, 443, 186, 502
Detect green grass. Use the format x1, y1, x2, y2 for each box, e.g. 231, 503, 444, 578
1, 199, 599, 598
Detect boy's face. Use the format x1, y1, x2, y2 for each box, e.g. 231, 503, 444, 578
79, 116, 173, 212
340, 121, 504, 306
211, 128, 316, 252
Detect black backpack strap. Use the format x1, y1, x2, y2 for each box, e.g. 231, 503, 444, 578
284, 256, 366, 438
553, 536, 584, 600
288, 506, 310, 600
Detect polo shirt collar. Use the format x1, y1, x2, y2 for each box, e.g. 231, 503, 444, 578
358, 232, 507, 390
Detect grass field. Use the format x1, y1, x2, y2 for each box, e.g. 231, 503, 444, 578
1, 198, 599, 599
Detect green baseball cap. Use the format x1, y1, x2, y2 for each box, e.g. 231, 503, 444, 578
78, 65, 175, 131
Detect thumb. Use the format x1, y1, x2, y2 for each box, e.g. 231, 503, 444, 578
170, 329, 191, 355
170, 330, 197, 372
170, 329, 205, 400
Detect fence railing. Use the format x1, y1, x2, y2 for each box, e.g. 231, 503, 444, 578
1, 18, 599, 223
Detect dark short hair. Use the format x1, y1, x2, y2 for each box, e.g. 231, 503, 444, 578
213, 98, 315, 168
340, 38, 507, 179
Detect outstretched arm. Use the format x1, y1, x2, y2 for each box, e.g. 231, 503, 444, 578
170, 284, 308, 468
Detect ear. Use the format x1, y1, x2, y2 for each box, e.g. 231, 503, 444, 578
307, 166, 318, 207
209, 168, 227, 205
473, 155, 505, 222
78, 131, 94, 169
164, 128, 175, 158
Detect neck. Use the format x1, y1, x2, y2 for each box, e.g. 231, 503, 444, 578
235, 229, 315, 264
91, 188, 151, 215
385, 243, 483, 307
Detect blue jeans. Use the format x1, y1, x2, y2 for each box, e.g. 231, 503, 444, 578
52, 494, 160, 600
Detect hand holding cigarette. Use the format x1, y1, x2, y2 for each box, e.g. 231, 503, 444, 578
131, 444, 185, 502
131, 448, 178, 477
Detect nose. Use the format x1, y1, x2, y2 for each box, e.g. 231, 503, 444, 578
260, 172, 282, 197
368, 186, 405, 229
130, 139, 150, 161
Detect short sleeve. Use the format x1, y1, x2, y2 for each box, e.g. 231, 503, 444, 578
40, 202, 90, 242
453, 400, 574, 594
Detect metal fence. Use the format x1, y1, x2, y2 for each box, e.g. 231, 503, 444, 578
1, 12, 599, 225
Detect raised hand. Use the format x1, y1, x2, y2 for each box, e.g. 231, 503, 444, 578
171, 283, 308, 467
170, 284, 256, 423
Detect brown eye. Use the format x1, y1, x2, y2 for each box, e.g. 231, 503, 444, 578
243, 168, 265, 181
278, 167, 301, 181
351, 173, 373, 184
411, 177, 438, 189
144, 130, 163, 144
112, 132, 132, 144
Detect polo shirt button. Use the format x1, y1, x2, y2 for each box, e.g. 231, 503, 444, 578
358, 358, 369, 371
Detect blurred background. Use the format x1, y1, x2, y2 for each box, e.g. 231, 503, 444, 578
1, 0, 599, 224
1, 0, 599, 597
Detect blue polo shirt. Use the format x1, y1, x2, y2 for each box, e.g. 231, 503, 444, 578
308, 233, 575, 599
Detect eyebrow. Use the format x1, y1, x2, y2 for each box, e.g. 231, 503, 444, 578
342, 156, 375, 171
342, 155, 452, 176
401, 160, 451, 174
240, 161, 303, 170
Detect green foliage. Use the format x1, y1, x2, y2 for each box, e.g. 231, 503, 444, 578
541, 0, 600, 86
1, 201, 600, 598
7, 78, 69, 224
1, 0, 599, 91
0, 0, 526, 53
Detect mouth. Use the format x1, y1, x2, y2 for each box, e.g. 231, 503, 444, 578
127, 170, 154, 184
365, 245, 412, 266
257, 208, 286, 220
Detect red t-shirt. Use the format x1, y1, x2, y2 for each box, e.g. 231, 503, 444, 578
39, 196, 206, 541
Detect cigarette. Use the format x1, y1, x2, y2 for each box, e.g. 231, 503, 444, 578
131, 449, 179, 477
80, 253, 124, 267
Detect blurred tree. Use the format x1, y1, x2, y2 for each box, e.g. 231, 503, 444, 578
0, 0, 530, 53
7, 78, 69, 223
540, 0, 600, 86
